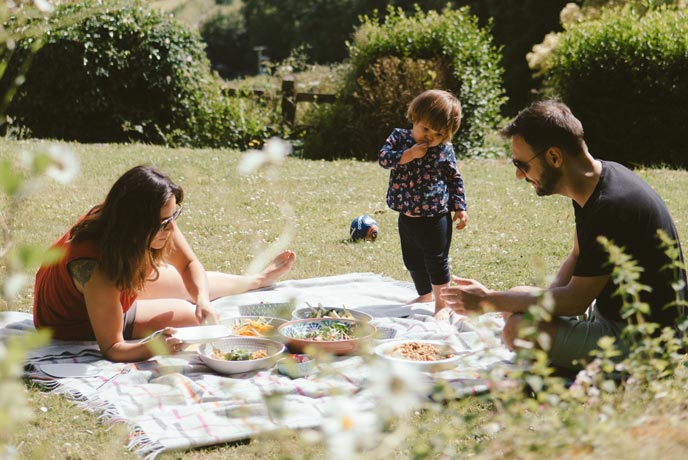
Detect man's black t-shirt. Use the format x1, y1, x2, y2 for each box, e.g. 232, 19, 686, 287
573, 161, 687, 326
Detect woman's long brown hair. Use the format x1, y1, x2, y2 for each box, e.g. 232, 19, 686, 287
70, 165, 184, 292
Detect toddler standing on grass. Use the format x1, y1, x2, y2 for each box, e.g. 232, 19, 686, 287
378, 89, 468, 314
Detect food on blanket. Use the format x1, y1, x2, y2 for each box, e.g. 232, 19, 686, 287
285, 354, 311, 363
304, 304, 355, 320
212, 348, 269, 361
294, 321, 355, 341
388, 341, 456, 361
229, 317, 275, 337
278, 318, 377, 355
350, 214, 379, 242
292, 304, 373, 322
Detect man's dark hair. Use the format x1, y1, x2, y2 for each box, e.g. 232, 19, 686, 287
500, 100, 586, 156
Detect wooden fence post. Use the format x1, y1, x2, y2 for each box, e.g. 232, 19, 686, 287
281, 75, 296, 126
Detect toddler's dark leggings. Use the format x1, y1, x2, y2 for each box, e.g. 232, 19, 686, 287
398, 213, 452, 296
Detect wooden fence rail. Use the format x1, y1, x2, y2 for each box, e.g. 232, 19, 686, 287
223, 75, 336, 126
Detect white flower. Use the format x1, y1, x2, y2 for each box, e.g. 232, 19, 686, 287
3, 272, 31, 302
238, 137, 291, 175
321, 396, 380, 460
365, 358, 429, 418
33, 0, 54, 13
45, 145, 79, 184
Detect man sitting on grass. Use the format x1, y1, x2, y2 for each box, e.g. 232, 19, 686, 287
440, 100, 687, 371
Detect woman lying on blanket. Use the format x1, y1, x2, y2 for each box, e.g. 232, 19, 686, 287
33, 165, 295, 362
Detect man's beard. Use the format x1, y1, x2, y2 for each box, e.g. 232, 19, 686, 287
535, 161, 562, 197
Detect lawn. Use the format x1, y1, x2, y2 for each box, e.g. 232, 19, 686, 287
3, 138, 688, 459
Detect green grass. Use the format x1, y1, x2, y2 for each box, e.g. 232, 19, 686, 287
151, 0, 239, 29
3, 138, 688, 459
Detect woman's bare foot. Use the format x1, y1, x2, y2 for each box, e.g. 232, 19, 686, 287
259, 250, 296, 288
407, 293, 433, 304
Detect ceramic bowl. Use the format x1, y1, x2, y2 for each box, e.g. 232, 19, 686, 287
237, 302, 294, 319
277, 318, 376, 355
276, 354, 316, 378
291, 306, 373, 322
374, 340, 465, 373
221, 316, 287, 337
198, 337, 285, 374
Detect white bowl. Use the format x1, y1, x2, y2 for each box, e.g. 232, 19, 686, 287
221, 316, 287, 337
291, 306, 373, 322
374, 340, 465, 372
198, 337, 285, 374
238, 302, 294, 319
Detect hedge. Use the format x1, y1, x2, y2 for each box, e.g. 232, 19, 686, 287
543, 7, 688, 167
301, 7, 506, 161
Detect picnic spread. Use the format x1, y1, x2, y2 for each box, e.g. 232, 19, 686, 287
1, 272, 514, 459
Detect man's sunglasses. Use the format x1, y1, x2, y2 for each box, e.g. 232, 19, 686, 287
160, 205, 183, 231
511, 147, 549, 174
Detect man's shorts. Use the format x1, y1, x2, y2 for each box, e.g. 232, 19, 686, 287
550, 306, 629, 371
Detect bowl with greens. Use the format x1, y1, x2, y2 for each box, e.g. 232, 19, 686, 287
277, 318, 376, 355
198, 337, 285, 374
291, 304, 373, 323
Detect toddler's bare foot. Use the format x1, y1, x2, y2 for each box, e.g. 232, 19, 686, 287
407, 293, 433, 304
434, 307, 452, 320
259, 250, 296, 288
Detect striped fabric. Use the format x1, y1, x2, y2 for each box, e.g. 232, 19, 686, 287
3, 273, 514, 459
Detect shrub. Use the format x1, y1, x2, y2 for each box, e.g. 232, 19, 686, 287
301, 7, 506, 161
2, 0, 280, 149
200, 7, 254, 78
542, 7, 688, 167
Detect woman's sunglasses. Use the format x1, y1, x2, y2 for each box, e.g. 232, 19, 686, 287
160, 205, 183, 231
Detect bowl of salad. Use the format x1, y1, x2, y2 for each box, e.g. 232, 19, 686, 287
221, 316, 287, 337
198, 337, 285, 374
277, 318, 377, 355
291, 304, 373, 323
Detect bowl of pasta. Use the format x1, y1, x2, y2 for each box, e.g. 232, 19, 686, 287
198, 337, 285, 374
374, 340, 465, 372
277, 318, 376, 355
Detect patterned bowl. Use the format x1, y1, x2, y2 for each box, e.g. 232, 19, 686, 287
237, 302, 294, 319
221, 316, 287, 337
374, 340, 465, 373
277, 318, 377, 355
291, 306, 373, 322
277, 354, 316, 379
198, 337, 285, 375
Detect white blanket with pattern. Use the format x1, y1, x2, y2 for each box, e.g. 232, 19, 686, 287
1, 273, 514, 459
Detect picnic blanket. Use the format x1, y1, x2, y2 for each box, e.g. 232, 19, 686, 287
2, 272, 514, 459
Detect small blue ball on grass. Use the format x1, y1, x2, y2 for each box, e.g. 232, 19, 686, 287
350, 215, 379, 242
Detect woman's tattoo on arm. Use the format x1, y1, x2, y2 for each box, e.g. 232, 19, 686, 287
68, 259, 98, 286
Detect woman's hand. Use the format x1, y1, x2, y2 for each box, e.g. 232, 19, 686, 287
160, 327, 185, 354
195, 300, 219, 325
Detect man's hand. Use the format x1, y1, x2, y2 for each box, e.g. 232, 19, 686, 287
440, 275, 491, 314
